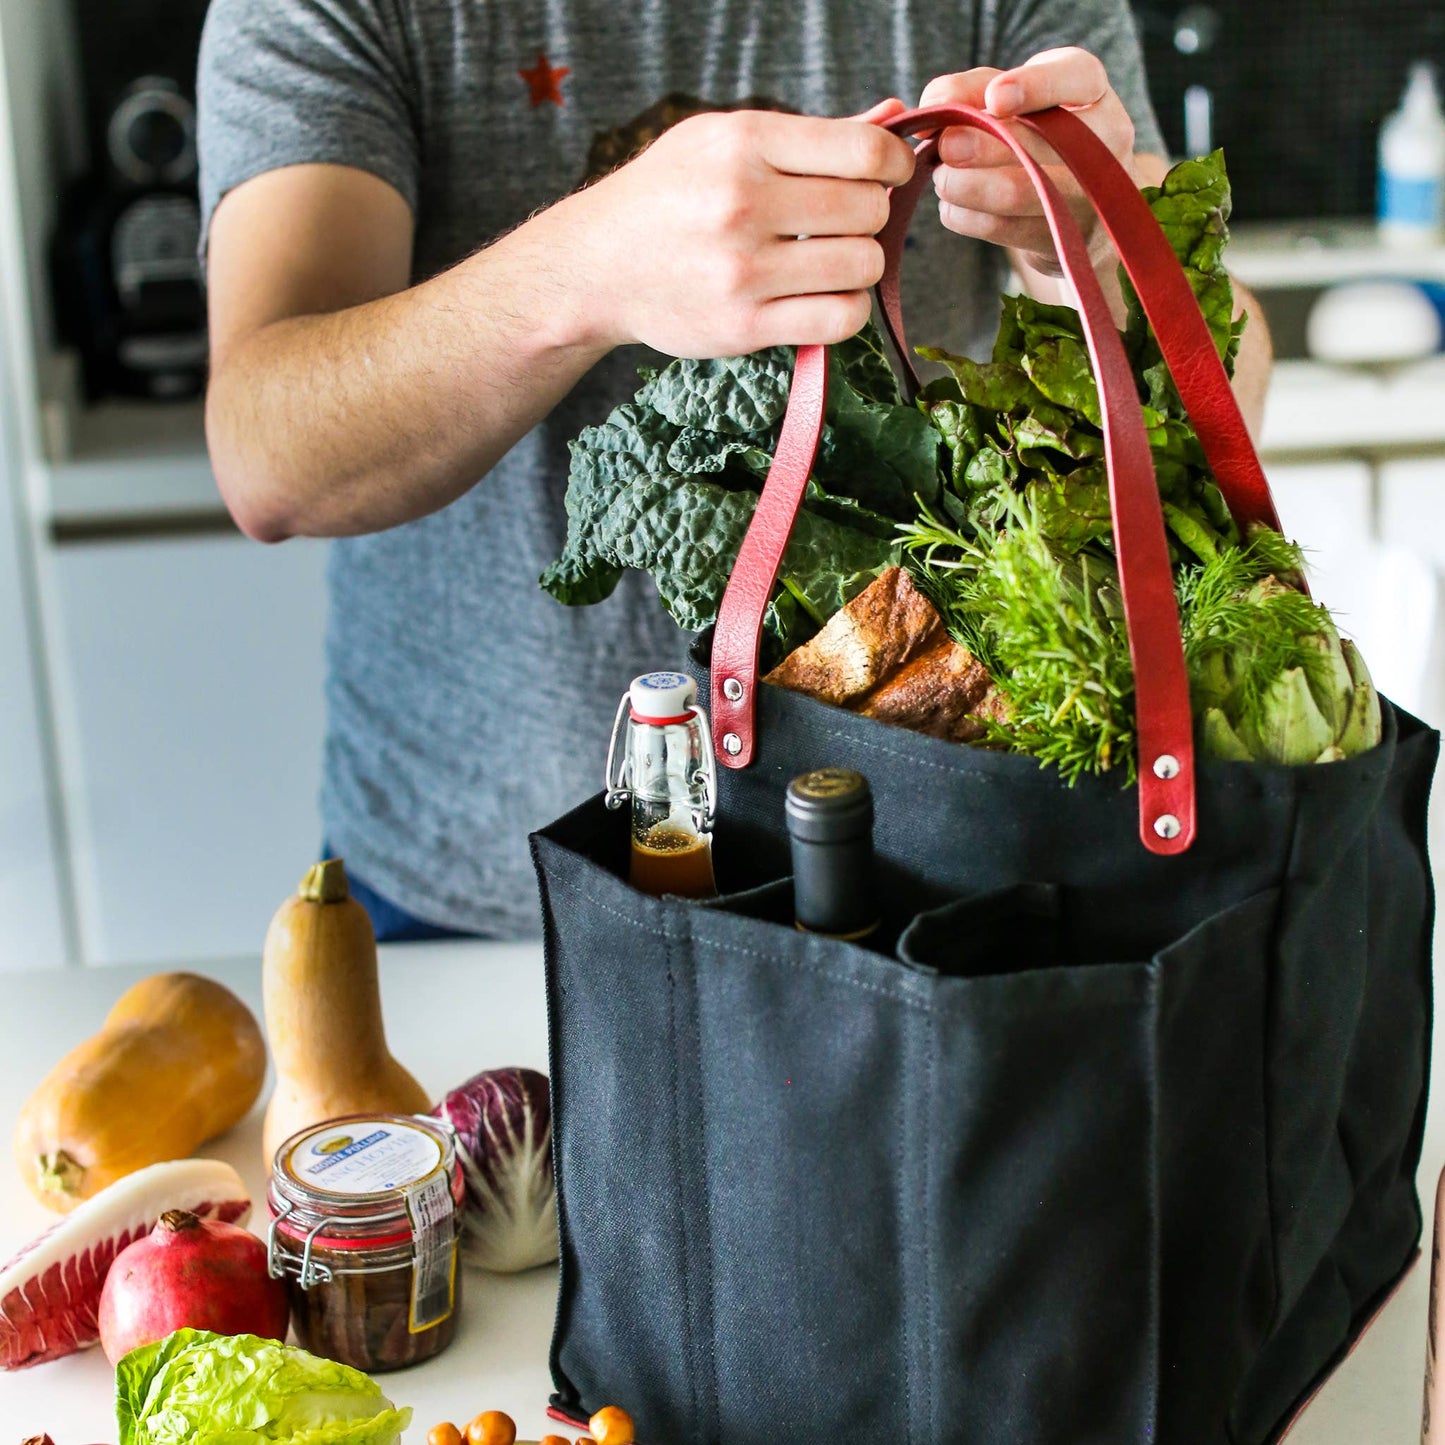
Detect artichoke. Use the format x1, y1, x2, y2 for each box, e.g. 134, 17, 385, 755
1195, 576, 1382, 765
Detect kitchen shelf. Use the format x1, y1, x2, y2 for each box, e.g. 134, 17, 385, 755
1259, 356, 1445, 460
38, 398, 230, 536
1229, 219, 1445, 290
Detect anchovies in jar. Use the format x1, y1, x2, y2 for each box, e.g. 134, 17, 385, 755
267, 1113, 465, 1372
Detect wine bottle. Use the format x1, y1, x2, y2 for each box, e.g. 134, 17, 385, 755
785, 768, 878, 941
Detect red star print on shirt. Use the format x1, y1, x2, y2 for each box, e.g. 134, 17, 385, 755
519, 51, 570, 108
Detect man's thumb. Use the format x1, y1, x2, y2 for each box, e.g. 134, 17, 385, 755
848, 97, 908, 126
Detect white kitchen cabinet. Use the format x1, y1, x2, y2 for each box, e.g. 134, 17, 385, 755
1379, 458, 1445, 575
46, 530, 328, 965
1263, 460, 1375, 630
1268, 458, 1445, 730
1376, 457, 1445, 730
0, 390, 67, 973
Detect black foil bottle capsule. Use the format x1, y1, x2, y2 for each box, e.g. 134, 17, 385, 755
785, 768, 879, 941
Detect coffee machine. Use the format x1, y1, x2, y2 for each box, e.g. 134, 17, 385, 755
50, 0, 209, 400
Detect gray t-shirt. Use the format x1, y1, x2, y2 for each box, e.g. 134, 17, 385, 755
198, 0, 1163, 937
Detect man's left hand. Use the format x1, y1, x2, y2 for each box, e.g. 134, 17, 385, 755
920, 49, 1162, 280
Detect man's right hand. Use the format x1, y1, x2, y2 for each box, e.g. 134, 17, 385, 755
567, 103, 915, 358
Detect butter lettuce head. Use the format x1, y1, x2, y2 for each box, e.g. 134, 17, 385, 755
116, 1329, 413, 1445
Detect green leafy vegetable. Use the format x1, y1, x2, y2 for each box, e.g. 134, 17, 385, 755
1121, 149, 1247, 406
895, 148, 1379, 778
544, 147, 1381, 778
816, 362, 942, 514
913, 153, 1243, 560
639, 349, 794, 434
833, 321, 903, 406
902, 503, 1381, 781
115, 1329, 412, 1445
900, 498, 1138, 780
542, 319, 924, 653
1178, 536, 1381, 764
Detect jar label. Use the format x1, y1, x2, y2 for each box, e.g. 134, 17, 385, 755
289, 1120, 443, 1195
406, 1171, 458, 1332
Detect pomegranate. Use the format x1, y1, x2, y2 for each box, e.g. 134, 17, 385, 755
97, 1209, 288, 1364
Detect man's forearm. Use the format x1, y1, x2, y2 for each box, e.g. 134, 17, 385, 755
1225, 278, 1271, 441
207, 196, 612, 542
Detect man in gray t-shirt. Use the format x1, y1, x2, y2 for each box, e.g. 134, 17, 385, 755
197, 2, 1272, 938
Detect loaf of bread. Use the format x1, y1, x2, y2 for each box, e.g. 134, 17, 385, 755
764, 567, 1006, 743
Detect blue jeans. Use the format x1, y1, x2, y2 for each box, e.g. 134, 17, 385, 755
322, 846, 471, 943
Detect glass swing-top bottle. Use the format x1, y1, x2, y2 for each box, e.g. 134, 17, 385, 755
606, 671, 718, 899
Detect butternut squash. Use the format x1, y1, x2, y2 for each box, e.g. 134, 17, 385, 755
261, 859, 432, 1167
14, 973, 267, 1213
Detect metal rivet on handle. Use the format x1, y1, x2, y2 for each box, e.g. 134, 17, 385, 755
722, 733, 742, 756
722, 677, 744, 702
1153, 754, 1181, 780
1153, 813, 1182, 840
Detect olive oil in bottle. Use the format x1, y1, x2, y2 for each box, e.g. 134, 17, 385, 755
606, 672, 718, 899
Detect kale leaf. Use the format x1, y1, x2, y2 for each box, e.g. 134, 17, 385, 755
639, 349, 795, 434
541, 318, 924, 641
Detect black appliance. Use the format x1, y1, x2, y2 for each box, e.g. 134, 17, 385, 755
1133, 0, 1445, 222
52, 0, 210, 400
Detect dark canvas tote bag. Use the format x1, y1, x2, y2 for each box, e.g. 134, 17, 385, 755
531, 104, 1437, 1445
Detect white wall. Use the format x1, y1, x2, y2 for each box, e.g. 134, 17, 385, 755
0, 0, 73, 969
0, 0, 83, 408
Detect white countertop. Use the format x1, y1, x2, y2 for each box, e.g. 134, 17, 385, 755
0, 943, 573, 1443
1, 937, 1441, 1443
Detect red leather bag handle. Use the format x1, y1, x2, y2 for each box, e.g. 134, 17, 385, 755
711, 104, 1279, 856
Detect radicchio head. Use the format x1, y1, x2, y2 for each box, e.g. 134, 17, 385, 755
432, 1067, 558, 1273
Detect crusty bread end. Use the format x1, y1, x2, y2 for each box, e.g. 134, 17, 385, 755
764, 566, 1005, 743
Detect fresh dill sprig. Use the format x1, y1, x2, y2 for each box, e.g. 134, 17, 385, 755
896, 502, 998, 671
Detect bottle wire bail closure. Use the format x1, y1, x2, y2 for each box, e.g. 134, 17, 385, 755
605, 679, 719, 831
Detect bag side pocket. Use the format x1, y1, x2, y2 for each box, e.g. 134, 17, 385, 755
1153, 888, 1279, 1445
899, 882, 1067, 976
532, 798, 713, 1443
685, 900, 933, 1444
925, 954, 1160, 1445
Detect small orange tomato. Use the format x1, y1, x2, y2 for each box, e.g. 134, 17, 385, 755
427, 1427, 463, 1445
464, 1412, 517, 1445
589, 1405, 636, 1445
540, 1437, 572, 1445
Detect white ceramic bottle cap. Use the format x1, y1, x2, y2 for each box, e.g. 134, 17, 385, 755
629, 671, 697, 722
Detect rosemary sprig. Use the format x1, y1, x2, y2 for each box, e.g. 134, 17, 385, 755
902, 498, 1138, 782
